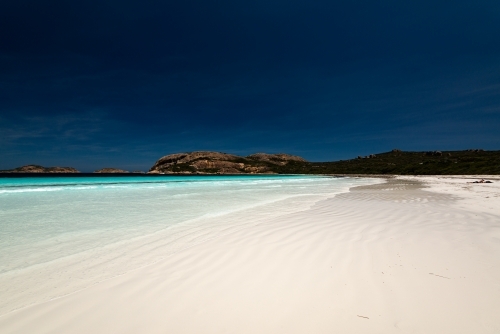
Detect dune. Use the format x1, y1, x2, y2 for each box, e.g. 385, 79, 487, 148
0, 176, 499, 333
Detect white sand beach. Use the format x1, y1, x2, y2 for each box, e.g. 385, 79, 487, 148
1, 176, 499, 333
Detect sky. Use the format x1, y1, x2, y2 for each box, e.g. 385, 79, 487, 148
1, 1, 499, 171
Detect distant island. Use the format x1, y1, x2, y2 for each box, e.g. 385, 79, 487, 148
1, 149, 499, 175
94, 168, 129, 173
0, 165, 80, 173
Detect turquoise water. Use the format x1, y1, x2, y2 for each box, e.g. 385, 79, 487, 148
0, 175, 380, 312
0, 175, 377, 271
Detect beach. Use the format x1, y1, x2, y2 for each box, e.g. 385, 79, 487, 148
1, 176, 499, 333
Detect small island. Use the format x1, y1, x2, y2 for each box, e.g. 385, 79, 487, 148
0, 165, 80, 173
94, 168, 129, 173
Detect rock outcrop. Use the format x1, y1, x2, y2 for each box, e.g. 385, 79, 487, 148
1, 165, 80, 173
148, 151, 307, 174
94, 168, 129, 173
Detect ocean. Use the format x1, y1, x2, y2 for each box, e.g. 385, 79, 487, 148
0, 174, 379, 314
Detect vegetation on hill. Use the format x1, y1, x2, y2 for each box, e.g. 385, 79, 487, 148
275, 149, 500, 175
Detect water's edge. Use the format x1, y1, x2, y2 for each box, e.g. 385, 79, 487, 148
0, 175, 383, 315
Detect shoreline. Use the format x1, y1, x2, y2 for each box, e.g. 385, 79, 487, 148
0, 176, 379, 316
1, 176, 499, 333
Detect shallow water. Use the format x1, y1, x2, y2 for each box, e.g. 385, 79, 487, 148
0, 175, 380, 313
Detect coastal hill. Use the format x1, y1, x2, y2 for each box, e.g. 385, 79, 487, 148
277, 149, 500, 175
149, 151, 306, 174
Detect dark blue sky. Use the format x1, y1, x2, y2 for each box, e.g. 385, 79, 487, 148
1, 1, 499, 171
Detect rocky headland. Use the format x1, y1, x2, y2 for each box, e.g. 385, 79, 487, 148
148, 151, 307, 174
